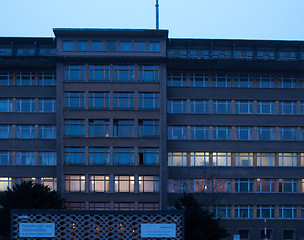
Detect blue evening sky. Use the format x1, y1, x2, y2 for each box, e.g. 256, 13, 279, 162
0, 0, 303, 40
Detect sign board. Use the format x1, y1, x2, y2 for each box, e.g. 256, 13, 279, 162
19, 223, 55, 238
233, 235, 240, 240
141, 223, 176, 238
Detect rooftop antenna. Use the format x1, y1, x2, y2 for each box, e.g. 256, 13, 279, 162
155, 0, 159, 30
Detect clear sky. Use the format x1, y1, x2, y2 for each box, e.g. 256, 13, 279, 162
0, 0, 304, 40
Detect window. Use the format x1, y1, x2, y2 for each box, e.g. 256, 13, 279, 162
64, 147, 85, 165
257, 51, 275, 60
38, 152, 56, 166
235, 101, 253, 114
278, 52, 296, 61
213, 205, 231, 219
190, 152, 209, 166
38, 98, 56, 112
279, 153, 297, 166
0, 178, 12, 191
167, 73, 186, 87
113, 65, 134, 82
257, 127, 276, 140
114, 176, 135, 192
168, 152, 187, 166
138, 93, 159, 109
138, 65, 159, 82
279, 101, 297, 115
0, 48, 12, 56
168, 100, 187, 113
257, 205, 275, 219
239, 230, 250, 240
89, 175, 109, 192
0, 125, 12, 138
106, 41, 116, 51
65, 175, 85, 192
0, 152, 12, 165
213, 127, 232, 140
189, 49, 209, 59
89, 65, 110, 82
114, 203, 135, 211
212, 50, 232, 59
89, 120, 109, 137
139, 176, 159, 192
257, 153, 275, 166
234, 50, 253, 59
65, 202, 86, 210
89, 92, 109, 109
149, 42, 160, 52
134, 41, 146, 51
138, 120, 159, 137
64, 65, 85, 81
168, 179, 187, 193
190, 126, 209, 140
279, 127, 297, 141
190, 74, 209, 87
257, 74, 275, 88
38, 73, 56, 86
63, 40, 74, 51
77, 41, 88, 51
40, 177, 57, 191
64, 120, 85, 137
279, 205, 298, 219
279, 179, 297, 192
189, 179, 208, 193
38, 125, 56, 139
235, 127, 254, 140
16, 99, 35, 112
91, 41, 103, 51
168, 126, 187, 140
213, 152, 231, 166
212, 179, 232, 192
0, 72, 12, 85
283, 230, 295, 240
89, 148, 109, 165
138, 203, 159, 211
213, 100, 231, 114
190, 100, 209, 114
114, 120, 134, 137
212, 74, 231, 87
16, 152, 35, 165
235, 153, 254, 166
279, 75, 297, 88
235, 206, 253, 219
17, 48, 35, 56
120, 41, 131, 51
39, 48, 56, 56
256, 179, 275, 192
257, 101, 276, 114
234, 74, 253, 88
138, 148, 159, 165
0, 99, 12, 112
16, 125, 35, 139
235, 179, 253, 192
64, 92, 85, 109
114, 92, 134, 109
89, 202, 110, 210
114, 148, 134, 165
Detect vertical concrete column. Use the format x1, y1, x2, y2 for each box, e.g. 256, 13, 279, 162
297, 100, 301, 115
297, 153, 302, 167
275, 153, 279, 167
134, 91, 138, 110
231, 100, 235, 114
110, 173, 114, 193
275, 100, 279, 115
85, 174, 89, 193
253, 126, 257, 140
231, 126, 235, 140
35, 152, 39, 166
109, 64, 114, 82
35, 124, 39, 139
85, 119, 89, 137
186, 152, 190, 167
35, 98, 39, 112
85, 64, 89, 82
209, 126, 213, 140
297, 75, 301, 88
12, 124, 16, 138
253, 100, 257, 114
134, 119, 138, 137
85, 146, 89, 165
209, 100, 213, 114
253, 205, 257, 219
253, 73, 257, 88
253, 153, 257, 166
12, 71, 16, 86
231, 205, 235, 219
231, 73, 235, 87
297, 127, 301, 141
109, 90, 114, 110
275, 127, 279, 141
134, 173, 139, 193
84, 91, 89, 110
134, 64, 138, 82
208, 152, 212, 166
134, 146, 138, 165
35, 72, 38, 86
109, 119, 114, 137
186, 73, 190, 87
12, 98, 16, 112
275, 205, 279, 219
186, 126, 190, 140
12, 151, 16, 165
275, 74, 279, 88
231, 153, 235, 166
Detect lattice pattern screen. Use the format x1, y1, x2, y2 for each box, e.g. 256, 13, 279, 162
12, 211, 183, 240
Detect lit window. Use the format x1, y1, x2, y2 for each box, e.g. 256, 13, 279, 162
138, 65, 159, 82
64, 147, 85, 165
38, 152, 56, 166
89, 148, 109, 165
256, 179, 275, 192
190, 152, 209, 166
278, 179, 297, 192
16, 152, 35, 165
235, 179, 253, 192
190, 74, 209, 87
279, 205, 298, 219
114, 176, 135, 192
213, 126, 232, 140
65, 202, 86, 210
40, 177, 57, 191
89, 65, 110, 82
168, 179, 187, 193
89, 175, 110, 192
257, 153, 275, 166
189, 179, 208, 193
113, 65, 134, 82
64, 65, 85, 81
64, 120, 85, 137
279, 153, 297, 166
190, 100, 209, 114
190, 126, 209, 140
212, 74, 231, 87
235, 205, 253, 219
38, 72, 56, 86
114, 148, 134, 165
114, 92, 134, 109
0, 177, 12, 191
256, 74, 275, 88
234, 74, 253, 88
89, 92, 109, 109
89, 202, 110, 210
168, 126, 187, 140
38, 125, 56, 139
65, 175, 85, 192
257, 127, 276, 140
0, 152, 12, 165
167, 73, 186, 87
235, 101, 254, 114
212, 179, 231, 192
235, 127, 254, 140
138, 148, 159, 165
168, 152, 187, 166
234, 153, 253, 166
168, 100, 187, 113
16, 99, 35, 112
138, 93, 159, 109
213, 152, 231, 166
89, 120, 109, 137
114, 202, 135, 211
139, 176, 159, 192
213, 100, 231, 114
114, 120, 134, 137
138, 120, 159, 137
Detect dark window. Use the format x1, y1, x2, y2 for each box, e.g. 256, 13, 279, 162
120, 41, 132, 51
91, 41, 103, 51
139, 93, 159, 109
89, 65, 110, 82
64, 120, 85, 137
114, 92, 134, 109
114, 65, 134, 82
149, 42, 160, 52
106, 41, 117, 51
138, 66, 159, 82
139, 120, 159, 137
63, 41, 74, 51
89, 120, 109, 137
135, 42, 146, 51
77, 41, 88, 51
89, 92, 109, 109
64, 92, 85, 109
114, 120, 134, 137
64, 65, 85, 81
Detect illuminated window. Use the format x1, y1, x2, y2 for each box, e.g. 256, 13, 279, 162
190, 152, 209, 166
89, 175, 110, 192
279, 153, 297, 166
256, 179, 275, 192
168, 152, 187, 166
212, 179, 231, 192
114, 176, 135, 192
213, 152, 231, 166
257, 153, 275, 166
0, 177, 12, 191
139, 176, 159, 192
234, 153, 253, 166
40, 177, 57, 191
65, 175, 85, 192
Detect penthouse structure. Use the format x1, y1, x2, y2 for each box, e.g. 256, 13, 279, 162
1, 28, 304, 240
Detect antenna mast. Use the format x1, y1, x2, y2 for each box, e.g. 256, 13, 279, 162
155, 0, 159, 30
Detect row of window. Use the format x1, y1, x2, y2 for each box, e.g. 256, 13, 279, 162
168, 152, 303, 167
168, 126, 304, 141
64, 119, 159, 138
168, 178, 304, 193
0, 125, 56, 139
0, 151, 56, 166
168, 100, 304, 115
62, 40, 160, 52
64, 175, 159, 193
64, 65, 159, 82
0, 48, 56, 56
168, 48, 302, 61
0, 177, 56, 191
64, 92, 159, 110
0, 98, 56, 112
0, 72, 56, 86
64, 147, 159, 165
168, 73, 304, 88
